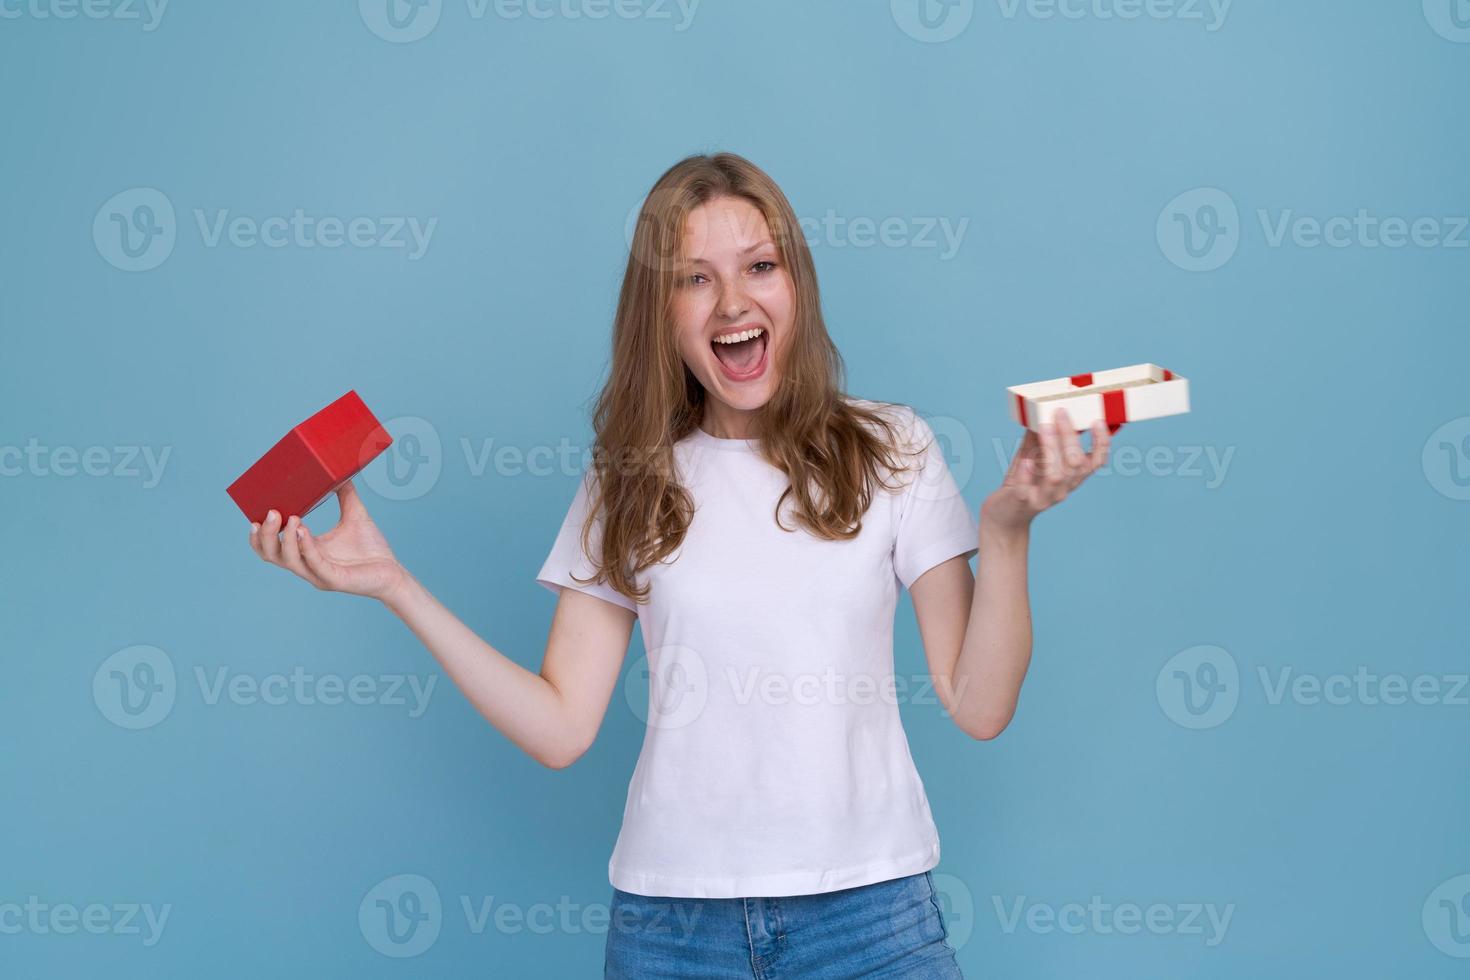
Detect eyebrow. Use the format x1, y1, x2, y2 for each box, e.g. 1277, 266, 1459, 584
685, 241, 777, 265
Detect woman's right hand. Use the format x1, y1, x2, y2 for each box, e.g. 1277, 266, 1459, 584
248, 480, 406, 601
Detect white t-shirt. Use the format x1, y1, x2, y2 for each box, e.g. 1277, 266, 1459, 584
534, 398, 979, 898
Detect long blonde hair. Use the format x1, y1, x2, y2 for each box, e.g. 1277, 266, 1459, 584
576, 152, 924, 605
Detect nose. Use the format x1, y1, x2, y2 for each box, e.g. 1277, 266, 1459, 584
717, 278, 749, 320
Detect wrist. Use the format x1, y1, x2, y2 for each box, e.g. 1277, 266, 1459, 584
379, 565, 419, 613
979, 497, 1032, 548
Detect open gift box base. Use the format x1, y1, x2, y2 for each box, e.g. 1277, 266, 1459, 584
1008, 363, 1190, 433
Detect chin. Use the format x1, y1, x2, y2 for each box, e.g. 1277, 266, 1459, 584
711, 387, 775, 412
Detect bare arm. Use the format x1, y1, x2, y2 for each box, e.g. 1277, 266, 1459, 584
910, 408, 1109, 740
249, 481, 635, 769
911, 517, 1032, 740
381, 574, 634, 768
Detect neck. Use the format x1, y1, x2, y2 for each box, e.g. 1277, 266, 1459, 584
700, 403, 758, 440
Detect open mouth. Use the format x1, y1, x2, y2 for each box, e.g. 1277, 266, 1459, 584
710, 327, 768, 381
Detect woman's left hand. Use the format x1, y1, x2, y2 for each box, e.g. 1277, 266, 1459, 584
982, 407, 1111, 532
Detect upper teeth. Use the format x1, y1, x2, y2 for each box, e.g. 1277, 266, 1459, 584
713, 327, 764, 344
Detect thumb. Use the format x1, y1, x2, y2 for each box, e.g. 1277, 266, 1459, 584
336, 479, 369, 521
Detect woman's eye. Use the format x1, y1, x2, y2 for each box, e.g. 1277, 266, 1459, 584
752, 260, 777, 273
685, 273, 707, 286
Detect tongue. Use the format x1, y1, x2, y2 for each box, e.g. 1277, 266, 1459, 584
713, 333, 764, 373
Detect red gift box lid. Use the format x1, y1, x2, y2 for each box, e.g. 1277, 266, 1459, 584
226, 390, 394, 524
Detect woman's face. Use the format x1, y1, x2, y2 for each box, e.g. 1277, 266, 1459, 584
670, 195, 794, 432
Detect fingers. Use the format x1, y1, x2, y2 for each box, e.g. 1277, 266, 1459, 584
1037, 409, 1103, 497
1055, 408, 1087, 472
296, 523, 337, 589
1037, 413, 1063, 482
278, 515, 319, 584
248, 509, 326, 588
1037, 410, 1080, 487
1006, 429, 1040, 481
1088, 419, 1112, 472
256, 509, 284, 562
1013, 406, 1116, 514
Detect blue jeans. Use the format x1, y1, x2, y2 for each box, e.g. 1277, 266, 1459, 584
605, 869, 965, 978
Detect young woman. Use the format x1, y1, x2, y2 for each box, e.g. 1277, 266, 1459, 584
247, 152, 1109, 978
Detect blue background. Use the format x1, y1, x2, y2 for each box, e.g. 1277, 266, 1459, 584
2, 0, 1467, 975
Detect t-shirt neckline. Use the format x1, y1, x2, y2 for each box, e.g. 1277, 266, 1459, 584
687, 426, 761, 452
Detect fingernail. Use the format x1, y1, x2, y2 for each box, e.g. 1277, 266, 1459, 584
296, 526, 304, 539
250, 523, 260, 534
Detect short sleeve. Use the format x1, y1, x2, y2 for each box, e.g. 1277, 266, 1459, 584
891, 408, 979, 591
534, 469, 639, 613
